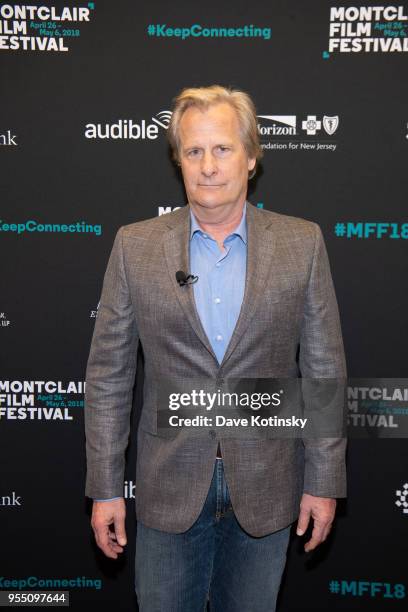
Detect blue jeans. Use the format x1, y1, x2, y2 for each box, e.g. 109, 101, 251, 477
135, 458, 291, 611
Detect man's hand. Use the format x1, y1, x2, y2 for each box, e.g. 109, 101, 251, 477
296, 493, 336, 552
91, 498, 127, 559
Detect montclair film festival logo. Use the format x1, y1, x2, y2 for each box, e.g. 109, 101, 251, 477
0, 380, 85, 421
0, 3, 95, 53
347, 384, 408, 429
325, 4, 408, 57
84, 110, 339, 152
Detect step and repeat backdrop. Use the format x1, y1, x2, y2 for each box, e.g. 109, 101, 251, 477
1, 0, 407, 610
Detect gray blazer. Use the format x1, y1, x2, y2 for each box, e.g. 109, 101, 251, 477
84, 202, 347, 536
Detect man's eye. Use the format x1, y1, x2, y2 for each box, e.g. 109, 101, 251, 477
217, 146, 230, 153
187, 149, 200, 157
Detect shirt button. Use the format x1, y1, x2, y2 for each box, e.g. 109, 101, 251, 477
215, 262, 221, 267
203, 234, 208, 238
214, 297, 221, 304
215, 334, 223, 341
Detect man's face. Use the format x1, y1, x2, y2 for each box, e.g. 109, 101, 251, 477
178, 102, 256, 213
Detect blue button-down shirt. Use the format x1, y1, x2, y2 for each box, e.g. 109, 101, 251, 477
94, 204, 248, 501
189, 203, 247, 364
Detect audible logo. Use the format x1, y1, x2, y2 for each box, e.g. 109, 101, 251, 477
85, 111, 172, 140
85, 119, 159, 140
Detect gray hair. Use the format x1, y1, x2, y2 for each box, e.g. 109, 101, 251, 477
167, 85, 263, 178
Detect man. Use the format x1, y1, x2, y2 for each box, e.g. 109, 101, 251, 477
85, 85, 347, 611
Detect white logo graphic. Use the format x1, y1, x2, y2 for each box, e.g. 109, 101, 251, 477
158, 205, 183, 216
257, 114, 339, 152
257, 115, 297, 136
0, 131, 17, 146
301, 115, 322, 135
84, 111, 172, 140
327, 6, 408, 55
151, 110, 172, 129
323, 116, 339, 135
0, 4, 94, 53
90, 301, 100, 319
0, 491, 22, 506
0, 312, 11, 327
124, 480, 136, 499
395, 483, 408, 514
0, 380, 85, 421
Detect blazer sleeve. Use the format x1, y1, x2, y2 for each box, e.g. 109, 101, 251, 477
84, 226, 139, 499
299, 223, 347, 498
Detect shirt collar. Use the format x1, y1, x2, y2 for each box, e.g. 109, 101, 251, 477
189, 202, 247, 245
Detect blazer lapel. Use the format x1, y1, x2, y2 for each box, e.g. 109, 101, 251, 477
162, 202, 277, 368
220, 202, 277, 368
163, 207, 218, 361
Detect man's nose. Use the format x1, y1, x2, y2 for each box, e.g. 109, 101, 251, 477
200, 151, 217, 176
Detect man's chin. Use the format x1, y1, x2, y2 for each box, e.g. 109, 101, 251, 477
191, 199, 226, 210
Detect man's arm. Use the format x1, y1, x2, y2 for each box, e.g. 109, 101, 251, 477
297, 223, 347, 551
84, 226, 139, 557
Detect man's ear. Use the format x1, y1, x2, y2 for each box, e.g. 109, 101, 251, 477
248, 157, 256, 172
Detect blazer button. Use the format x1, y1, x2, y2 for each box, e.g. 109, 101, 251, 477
209, 430, 216, 439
